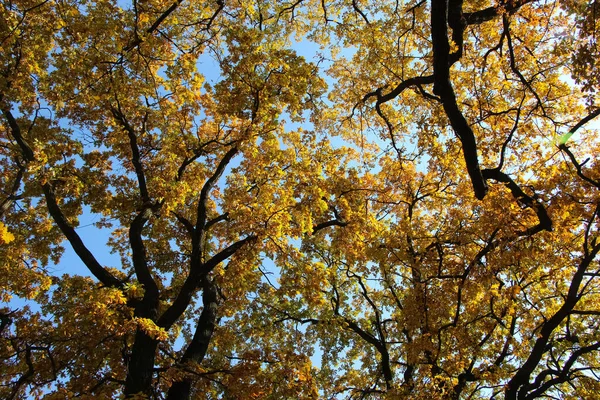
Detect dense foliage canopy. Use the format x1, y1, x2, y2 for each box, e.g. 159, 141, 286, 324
1, 0, 600, 398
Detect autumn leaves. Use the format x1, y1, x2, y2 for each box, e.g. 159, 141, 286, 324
1, 0, 600, 398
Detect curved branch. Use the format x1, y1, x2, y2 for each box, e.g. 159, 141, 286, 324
2, 107, 122, 288
496, 95, 525, 171
431, 0, 488, 200
503, 15, 544, 113
195, 147, 238, 232
312, 219, 347, 232
157, 235, 256, 329
0, 161, 25, 217
352, 0, 370, 24
43, 184, 123, 288
482, 168, 552, 233
110, 104, 150, 203
526, 342, 600, 399
505, 242, 600, 399
205, 212, 229, 230
338, 268, 394, 389
568, 107, 600, 136
313, 202, 348, 233
464, 0, 537, 25
361, 75, 434, 106
559, 107, 600, 188
2, 108, 34, 161
560, 146, 600, 188
130, 208, 160, 304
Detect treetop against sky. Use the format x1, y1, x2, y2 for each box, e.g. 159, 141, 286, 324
1, 0, 600, 398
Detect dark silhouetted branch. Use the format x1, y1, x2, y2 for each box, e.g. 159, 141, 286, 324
431, 0, 488, 200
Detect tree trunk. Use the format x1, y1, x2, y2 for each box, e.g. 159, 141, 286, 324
124, 329, 159, 397
167, 277, 218, 400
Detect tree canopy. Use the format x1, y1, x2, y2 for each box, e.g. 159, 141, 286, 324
1, 0, 600, 398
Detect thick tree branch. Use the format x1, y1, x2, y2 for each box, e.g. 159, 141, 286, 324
166, 277, 218, 400
352, 0, 370, 24
176, 138, 238, 181
361, 75, 435, 106
312, 202, 348, 233
124, 329, 159, 397
464, 0, 537, 25
173, 211, 195, 236
202, 235, 257, 273
158, 146, 246, 333
8, 345, 35, 400
447, 0, 465, 65
496, 96, 525, 171
111, 104, 161, 314
0, 160, 25, 217
526, 341, 600, 399
431, 0, 488, 200
110, 105, 150, 204
195, 147, 238, 233
312, 219, 347, 232
146, 0, 185, 36
482, 168, 552, 233
2, 108, 122, 288
130, 208, 160, 305
560, 146, 600, 188
42, 184, 123, 288
335, 284, 394, 389
2, 108, 34, 161
204, 212, 229, 230
345, 319, 380, 347
568, 107, 600, 135
505, 242, 600, 399
157, 235, 256, 329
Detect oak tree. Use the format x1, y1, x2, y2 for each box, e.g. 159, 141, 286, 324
1, 0, 600, 399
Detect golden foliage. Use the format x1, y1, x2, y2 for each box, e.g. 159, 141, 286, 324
1, 0, 600, 399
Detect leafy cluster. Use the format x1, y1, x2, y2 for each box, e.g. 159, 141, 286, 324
1, 0, 600, 399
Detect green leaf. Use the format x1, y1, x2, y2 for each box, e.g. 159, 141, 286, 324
558, 131, 574, 145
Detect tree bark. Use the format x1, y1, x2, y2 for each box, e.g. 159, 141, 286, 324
167, 277, 218, 400
124, 330, 159, 397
